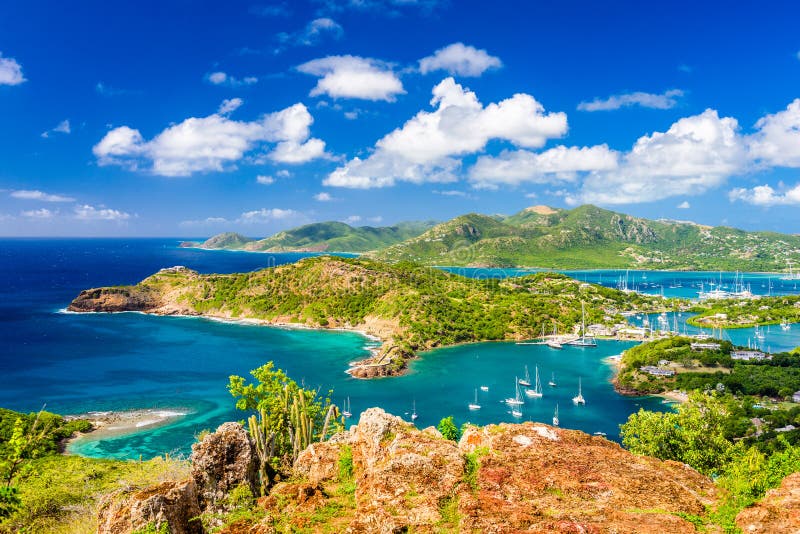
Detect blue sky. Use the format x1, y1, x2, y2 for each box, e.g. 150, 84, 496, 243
1, 0, 800, 237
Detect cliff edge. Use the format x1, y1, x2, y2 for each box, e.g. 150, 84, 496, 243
97, 408, 739, 533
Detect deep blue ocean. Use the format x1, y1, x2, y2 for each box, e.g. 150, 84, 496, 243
4, 239, 794, 460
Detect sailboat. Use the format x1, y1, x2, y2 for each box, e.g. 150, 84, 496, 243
468, 388, 481, 411
525, 366, 543, 398
342, 397, 352, 418
548, 372, 557, 387
552, 404, 559, 427
754, 325, 765, 340
781, 259, 800, 281
411, 400, 418, 421
505, 377, 524, 406
480, 385, 489, 392
781, 318, 791, 331
518, 366, 532, 387
546, 322, 563, 349
572, 377, 586, 405
566, 301, 597, 347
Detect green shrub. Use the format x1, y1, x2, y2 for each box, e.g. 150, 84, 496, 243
437, 416, 460, 441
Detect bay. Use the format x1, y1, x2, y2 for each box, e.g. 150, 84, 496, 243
15, 239, 792, 460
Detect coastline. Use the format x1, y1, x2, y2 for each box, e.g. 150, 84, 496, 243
652, 390, 689, 404
64, 408, 189, 453
604, 352, 687, 404
60, 307, 382, 343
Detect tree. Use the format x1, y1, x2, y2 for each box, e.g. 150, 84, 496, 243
620, 392, 738, 476
228, 362, 340, 494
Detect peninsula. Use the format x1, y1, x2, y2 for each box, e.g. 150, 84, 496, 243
68, 256, 662, 377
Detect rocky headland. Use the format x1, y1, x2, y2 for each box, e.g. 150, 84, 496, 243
92, 407, 798, 534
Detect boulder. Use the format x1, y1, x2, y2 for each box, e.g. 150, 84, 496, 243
97, 479, 203, 534
191, 422, 258, 513
347, 408, 466, 532
294, 440, 346, 486
457, 422, 719, 533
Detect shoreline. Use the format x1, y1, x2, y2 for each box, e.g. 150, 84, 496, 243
64, 408, 190, 452
652, 390, 689, 404
604, 353, 687, 404
60, 307, 383, 343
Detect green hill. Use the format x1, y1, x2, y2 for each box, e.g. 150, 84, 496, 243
242, 220, 434, 253
68, 256, 661, 377
198, 232, 254, 249
372, 205, 800, 270
182, 205, 800, 271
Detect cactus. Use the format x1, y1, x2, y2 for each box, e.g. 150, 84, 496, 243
247, 409, 276, 496
235, 363, 340, 494
320, 404, 339, 442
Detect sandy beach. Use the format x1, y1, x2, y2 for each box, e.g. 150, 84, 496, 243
653, 390, 689, 404
64, 408, 189, 451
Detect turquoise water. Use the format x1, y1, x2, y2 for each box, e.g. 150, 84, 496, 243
61, 316, 660, 459
631, 311, 800, 353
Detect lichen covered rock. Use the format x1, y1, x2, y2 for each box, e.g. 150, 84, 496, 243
96, 479, 203, 534
348, 408, 466, 531
191, 422, 258, 513
457, 422, 719, 533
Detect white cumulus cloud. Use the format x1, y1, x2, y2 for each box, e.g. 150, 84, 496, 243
297, 55, 404, 101
569, 109, 747, 204
729, 183, 800, 206
677, 201, 691, 209
237, 208, 300, 223
419, 43, 502, 77
314, 192, 333, 201
468, 145, 619, 189
93, 102, 327, 176
577, 89, 684, 111
0, 53, 25, 85
74, 204, 131, 221
325, 77, 568, 188
10, 190, 75, 202
748, 98, 800, 168
256, 175, 275, 185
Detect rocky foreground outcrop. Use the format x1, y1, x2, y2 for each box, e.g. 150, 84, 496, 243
289, 409, 720, 533
190, 422, 258, 514
96, 479, 203, 534
736, 472, 800, 533
95, 409, 800, 533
